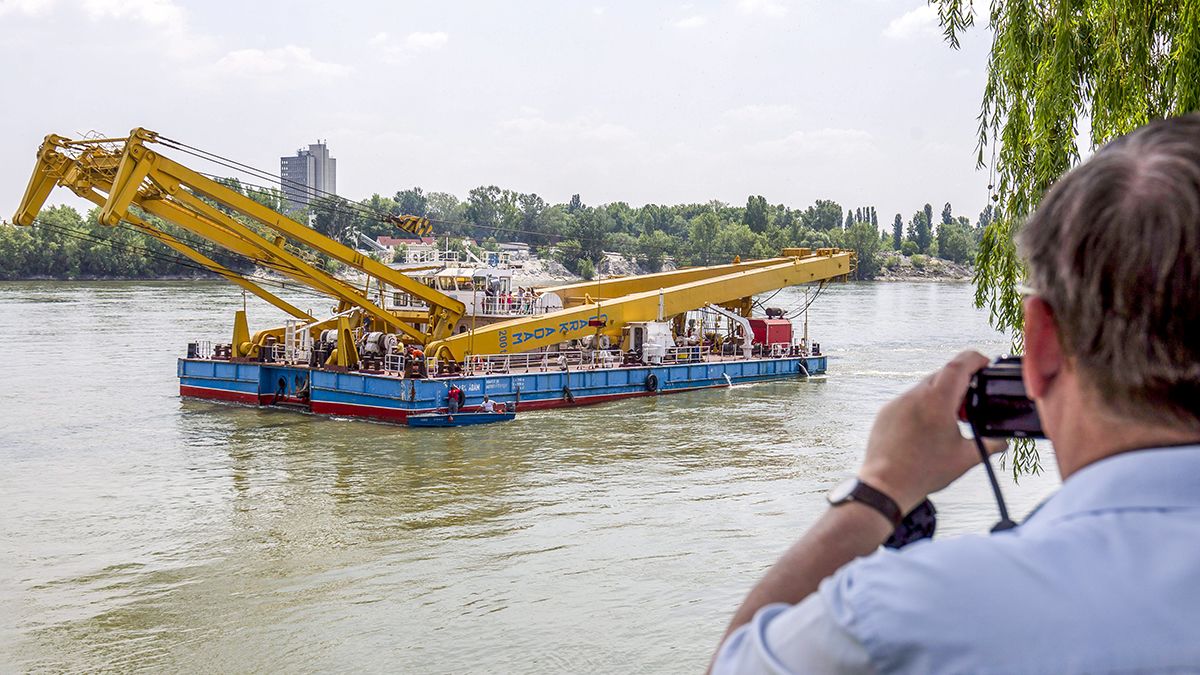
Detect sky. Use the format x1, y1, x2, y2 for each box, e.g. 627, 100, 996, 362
0, 0, 995, 230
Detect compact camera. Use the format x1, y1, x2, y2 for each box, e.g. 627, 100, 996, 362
962, 355, 1045, 439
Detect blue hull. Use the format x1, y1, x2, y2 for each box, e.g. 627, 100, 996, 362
178, 355, 827, 423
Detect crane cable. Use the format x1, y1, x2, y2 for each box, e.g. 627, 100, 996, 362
153, 136, 658, 248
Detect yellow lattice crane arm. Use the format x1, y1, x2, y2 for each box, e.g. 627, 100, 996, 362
427, 250, 852, 361
13, 135, 316, 323
13, 128, 467, 346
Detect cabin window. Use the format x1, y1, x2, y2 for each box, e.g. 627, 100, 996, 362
438, 277, 455, 291
457, 277, 474, 291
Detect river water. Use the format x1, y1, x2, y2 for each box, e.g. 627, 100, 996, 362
0, 280, 1061, 673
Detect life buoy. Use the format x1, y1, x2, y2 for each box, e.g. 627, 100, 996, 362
645, 373, 659, 392
563, 385, 575, 404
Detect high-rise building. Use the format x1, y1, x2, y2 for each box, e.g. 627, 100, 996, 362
280, 141, 336, 213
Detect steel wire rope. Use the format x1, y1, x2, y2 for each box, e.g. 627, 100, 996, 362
152, 136, 648, 248
784, 280, 827, 320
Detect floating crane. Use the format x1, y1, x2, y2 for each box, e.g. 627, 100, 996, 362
13, 128, 854, 423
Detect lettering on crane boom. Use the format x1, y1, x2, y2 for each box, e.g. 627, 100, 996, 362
496, 314, 609, 353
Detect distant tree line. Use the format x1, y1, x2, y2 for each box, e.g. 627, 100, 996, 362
0, 182, 992, 282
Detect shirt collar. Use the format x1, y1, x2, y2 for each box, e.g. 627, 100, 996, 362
1023, 444, 1200, 526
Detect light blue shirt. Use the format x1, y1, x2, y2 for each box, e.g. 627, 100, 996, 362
715, 445, 1200, 674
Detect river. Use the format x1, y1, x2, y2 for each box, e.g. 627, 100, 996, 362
0, 280, 1061, 672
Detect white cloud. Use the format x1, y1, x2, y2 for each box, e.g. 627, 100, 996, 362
0, 0, 55, 16
724, 104, 798, 123
673, 14, 707, 29
592, 6, 606, 15
81, 0, 183, 28
369, 31, 450, 63
499, 115, 636, 144
405, 31, 449, 51
78, 0, 211, 57
204, 45, 351, 81
751, 127, 876, 158
882, 4, 940, 40
737, 0, 788, 17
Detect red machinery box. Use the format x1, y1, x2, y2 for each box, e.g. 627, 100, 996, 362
748, 318, 792, 347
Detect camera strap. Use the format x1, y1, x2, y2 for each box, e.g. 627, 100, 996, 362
970, 425, 1018, 532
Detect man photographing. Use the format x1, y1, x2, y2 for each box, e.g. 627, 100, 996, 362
713, 115, 1200, 673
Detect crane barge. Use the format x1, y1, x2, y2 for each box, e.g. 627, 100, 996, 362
13, 128, 853, 423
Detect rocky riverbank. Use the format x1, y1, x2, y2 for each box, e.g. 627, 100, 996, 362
874, 251, 973, 281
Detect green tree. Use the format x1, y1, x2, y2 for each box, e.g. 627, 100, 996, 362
465, 185, 503, 236
914, 210, 932, 253
844, 211, 854, 229
394, 187, 428, 217
744, 195, 769, 233
892, 213, 903, 250
933, 0, 1200, 345
941, 202, 954, 225
636, 229, 674, 272
800, 199, 843, 231
845, 221, 883, 280
688, 212, 721, 265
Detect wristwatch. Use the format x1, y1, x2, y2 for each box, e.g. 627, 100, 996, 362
827, 478, 902, 528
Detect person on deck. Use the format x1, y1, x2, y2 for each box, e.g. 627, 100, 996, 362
447, 385, 463, 414
480, 395, 495, 413
713, 115, 1200, 673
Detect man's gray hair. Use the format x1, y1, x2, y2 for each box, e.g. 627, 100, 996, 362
1018, 114, 1200, 429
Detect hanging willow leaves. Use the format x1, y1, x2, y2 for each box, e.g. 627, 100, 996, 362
933, 0, 1200, 474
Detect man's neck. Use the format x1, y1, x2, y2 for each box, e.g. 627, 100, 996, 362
1055, 409, 1200, 478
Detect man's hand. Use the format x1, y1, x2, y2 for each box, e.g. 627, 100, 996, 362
859, 350, 1006, 514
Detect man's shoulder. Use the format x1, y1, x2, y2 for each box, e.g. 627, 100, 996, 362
820, 511, 1200, 673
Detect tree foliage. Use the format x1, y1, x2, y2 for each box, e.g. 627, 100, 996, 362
933, 0, 1200, 475
934, 0, 1200, 343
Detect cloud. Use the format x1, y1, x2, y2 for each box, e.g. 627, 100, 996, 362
673, 14, 707, 29
751, 127, 876, 158
203, 45, 351, 82
724, 104, 799, 123
0, 0, 55, 16
369, 31, 449, 63
404, 31, 449, 51
78, 0, 211, 57
737, 0, 788, 17
499, 115, 636, 144
882, 4, 940, 40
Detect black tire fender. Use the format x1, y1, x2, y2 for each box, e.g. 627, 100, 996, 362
645, 373, 659, 392
563, 385, 575, 404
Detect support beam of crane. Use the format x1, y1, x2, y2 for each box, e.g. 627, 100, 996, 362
538, 257, 791, 308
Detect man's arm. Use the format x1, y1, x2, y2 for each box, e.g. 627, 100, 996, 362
717, 502, 894, 642
713, 351, 1003, 661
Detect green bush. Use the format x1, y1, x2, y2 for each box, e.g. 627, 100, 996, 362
911, 254, 927, 269
578, 258, 595, 280
901, 240, 918, 256
884, 255, 901, 270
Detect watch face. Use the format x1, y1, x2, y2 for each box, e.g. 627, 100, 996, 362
828, 478, 858, 504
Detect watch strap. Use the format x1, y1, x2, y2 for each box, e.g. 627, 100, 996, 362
845, 480, 903, 528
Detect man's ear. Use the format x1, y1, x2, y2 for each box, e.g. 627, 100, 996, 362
1022, 297, 1062, 400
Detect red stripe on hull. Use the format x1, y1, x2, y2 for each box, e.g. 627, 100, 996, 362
180, 384, 265, 405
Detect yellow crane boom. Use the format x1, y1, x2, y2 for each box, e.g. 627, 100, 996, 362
13, 129, 465, 349
427, 249, 851, 361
